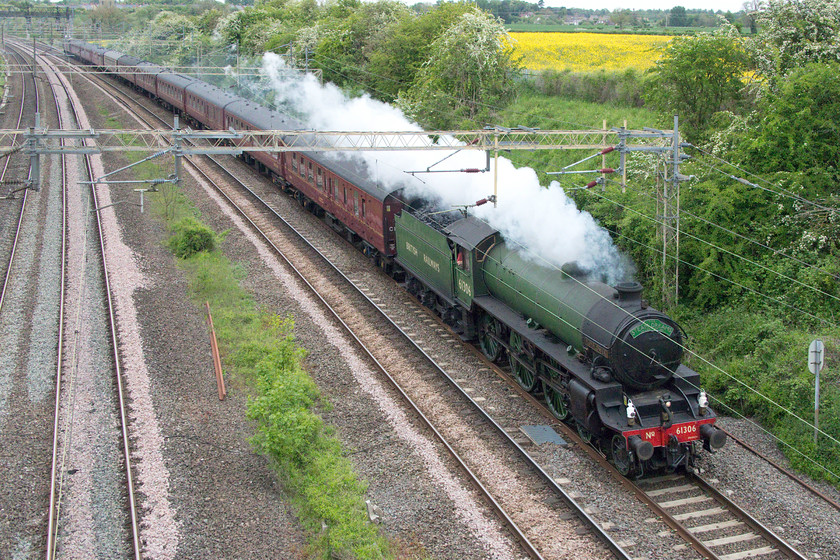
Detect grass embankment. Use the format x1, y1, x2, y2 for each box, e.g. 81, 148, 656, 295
116, 141, 393, 557
683, 309, 840, 484
498, 93, 666, 184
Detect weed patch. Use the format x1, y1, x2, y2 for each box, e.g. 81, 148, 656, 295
156, 192, 393, 557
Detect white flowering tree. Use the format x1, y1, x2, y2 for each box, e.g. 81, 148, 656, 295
397, 8, 519, 129
750, 0, 840, 87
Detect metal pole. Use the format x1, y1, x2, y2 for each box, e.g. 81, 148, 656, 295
622, 119, 627, 192
673, 115, 680, 302
29, 113, 41, 191
815, 367, 820, 445
173, 116, 182, 187
493, 135, 499, 207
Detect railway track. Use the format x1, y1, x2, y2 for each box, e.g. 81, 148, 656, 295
52, 46, 836, 560
191, 150, 628, 560
0, 46, 37, 313
636, 472, 807, 560
66, 54, 631, 559
4, 40, 142, 559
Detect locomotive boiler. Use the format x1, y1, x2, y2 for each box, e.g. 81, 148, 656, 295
395, 207, 726, 476
65, 38, 726, 477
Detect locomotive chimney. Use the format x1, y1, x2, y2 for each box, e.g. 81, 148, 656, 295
614, 282, 643, 306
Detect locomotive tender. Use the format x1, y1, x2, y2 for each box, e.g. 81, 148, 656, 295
66, 39, 726, 476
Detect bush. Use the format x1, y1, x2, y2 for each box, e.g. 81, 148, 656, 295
168, 216, 216, 258
530, 68, 644, 107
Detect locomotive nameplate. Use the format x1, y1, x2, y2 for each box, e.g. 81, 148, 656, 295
628, 319, 674, 339
423, 253, 441, 272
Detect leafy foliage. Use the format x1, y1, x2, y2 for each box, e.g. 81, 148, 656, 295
643, 27, 751, 142
156, 195, 392, 556
363, 1, 475, 101
749, 0, 840, 88
246, 319, 389, 558
167, 217, 216, 258
397, 8, 519, 129
109, 0, 840, 489
529, 68, 644, 106
745, 62, 840, 172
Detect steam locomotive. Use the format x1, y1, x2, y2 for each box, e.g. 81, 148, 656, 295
65, 39, 726, 476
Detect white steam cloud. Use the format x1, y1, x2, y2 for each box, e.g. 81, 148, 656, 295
261, 53, 633, 284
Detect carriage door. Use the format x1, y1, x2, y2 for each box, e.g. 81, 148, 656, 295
453, 245, 474, 306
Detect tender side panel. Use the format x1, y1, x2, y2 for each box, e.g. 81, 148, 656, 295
394, 212, 454, 301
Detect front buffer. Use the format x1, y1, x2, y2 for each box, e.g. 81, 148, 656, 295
587, 365, 727, 476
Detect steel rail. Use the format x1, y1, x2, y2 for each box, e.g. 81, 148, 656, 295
720, 427, 840, 512
458, 326, 813, 560
25, 42, 70, 560
185, 147, 548, 560
90, 47, 819, 560
480, 351, 726, 558
38, 46, 143, 560
93, 57, 633, 559
690, 472, 809, 560
0, 47, 34, 314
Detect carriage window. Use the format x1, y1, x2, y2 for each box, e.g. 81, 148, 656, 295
291, 153, 298, 172
343, 187, 347, 204
353, 192, 359, 217
316, 167, 323, 189
307, 162, 313, 182
361, 199, 366, 218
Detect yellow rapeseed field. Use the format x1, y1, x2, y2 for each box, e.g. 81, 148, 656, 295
509, 32, 672, 72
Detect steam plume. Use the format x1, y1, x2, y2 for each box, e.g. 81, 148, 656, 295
261, 53, 633, 284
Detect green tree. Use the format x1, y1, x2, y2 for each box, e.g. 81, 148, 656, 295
309, 0, 409, 93
611, 9, 636, 29
86, 3, 128, 33
644, 28, 750, 142
365, 1, 474, 101
668, 5, 688, 26
397, 8, 519, 129
746, 62, 840, 172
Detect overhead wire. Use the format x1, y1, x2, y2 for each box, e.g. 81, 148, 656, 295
401, 189, 840, 480
248, 54, 840, 460
688, 145, 840, 217
576, 183, 839, 327
550, 176, 840, 440
83, 37, 840, 477
260, 34, 840, 479
618, 177, 840, 284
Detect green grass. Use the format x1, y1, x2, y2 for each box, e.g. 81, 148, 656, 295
141, 169, 395, 558
681, 308, 840, 486
497, 92, 666, 183
506, 24, 721, 35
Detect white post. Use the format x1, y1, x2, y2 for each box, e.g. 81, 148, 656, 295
809, 339, 825, 446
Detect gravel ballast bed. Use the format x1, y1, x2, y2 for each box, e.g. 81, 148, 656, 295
79, 83, 308, 557
66, 67, 840, 560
